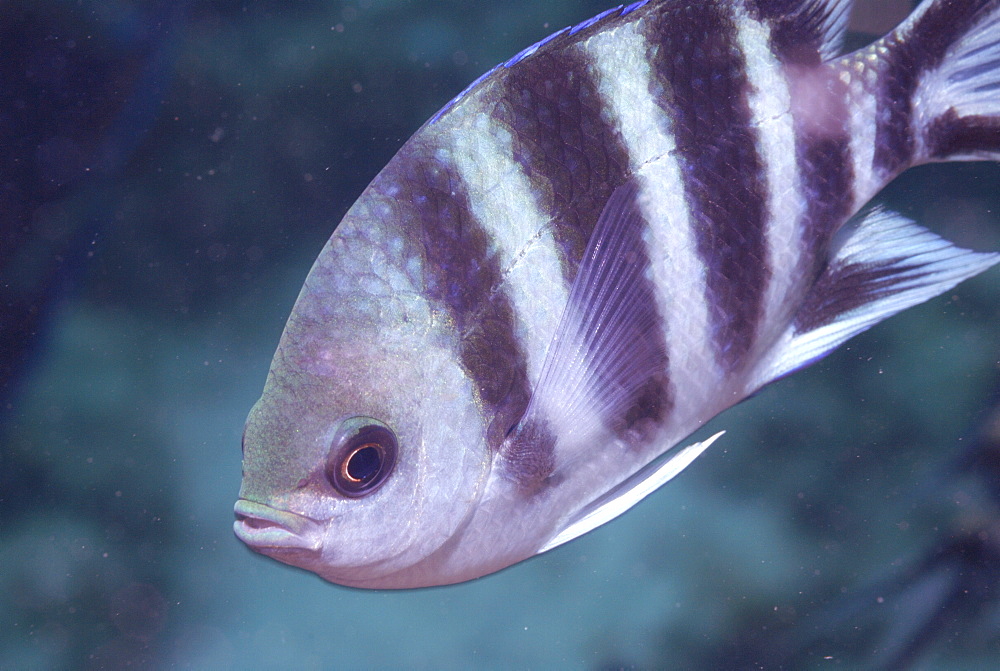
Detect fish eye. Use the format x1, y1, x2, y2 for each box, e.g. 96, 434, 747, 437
326, 417, 397, 497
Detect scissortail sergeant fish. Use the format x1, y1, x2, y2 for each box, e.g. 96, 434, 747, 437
234, 0, 1000, 588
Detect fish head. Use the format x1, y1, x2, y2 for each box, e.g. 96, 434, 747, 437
234, 213, 495, 588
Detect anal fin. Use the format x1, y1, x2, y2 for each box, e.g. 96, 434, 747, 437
752, 208, 1000, 387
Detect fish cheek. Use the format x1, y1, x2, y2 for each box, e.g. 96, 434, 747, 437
330, 396, 491, 581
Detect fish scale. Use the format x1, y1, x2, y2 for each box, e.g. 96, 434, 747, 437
235, 0, 1000, 588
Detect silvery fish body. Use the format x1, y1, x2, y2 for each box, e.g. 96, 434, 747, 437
235, 0, 1000, 588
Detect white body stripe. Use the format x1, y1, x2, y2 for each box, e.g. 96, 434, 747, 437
837, 46, 883, 207
734, 11, 804, 350
440, 108, 568, 387
581, 23, 722, 428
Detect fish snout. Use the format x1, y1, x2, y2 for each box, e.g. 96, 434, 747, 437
233, 499, 321, 556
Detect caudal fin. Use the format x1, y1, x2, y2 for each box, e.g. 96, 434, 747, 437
888, 0, 1000, 166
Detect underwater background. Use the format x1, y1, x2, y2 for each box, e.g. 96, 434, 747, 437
3, 0, 999, 668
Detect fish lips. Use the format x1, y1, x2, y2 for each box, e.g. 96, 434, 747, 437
233, 499, 322, 560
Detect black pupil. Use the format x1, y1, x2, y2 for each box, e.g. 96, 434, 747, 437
346, 445, 381, 482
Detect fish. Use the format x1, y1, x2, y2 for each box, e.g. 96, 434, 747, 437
234, 0, 1000, 589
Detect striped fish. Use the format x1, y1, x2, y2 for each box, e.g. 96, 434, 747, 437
234, 0, 1000, 589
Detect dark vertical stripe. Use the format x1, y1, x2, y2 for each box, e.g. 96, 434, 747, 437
642, 1, 770, 373
489, 33, 633, 283
748, 0, 846, 66
792, 64, 856, 284
874, 0, 993, 174
751, 0, 856, 277
754, 3, 856, 277
796, 135, 855, 282
371, 141, 532, 452
927, 109, 1000, 159
794, 259, 918, 333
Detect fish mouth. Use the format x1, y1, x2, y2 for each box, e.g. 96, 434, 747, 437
233, 499, 321, 555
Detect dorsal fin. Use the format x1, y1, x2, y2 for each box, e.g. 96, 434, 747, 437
749, 0, 855, 62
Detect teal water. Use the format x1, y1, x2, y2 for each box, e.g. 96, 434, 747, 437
3, 1, 999, 668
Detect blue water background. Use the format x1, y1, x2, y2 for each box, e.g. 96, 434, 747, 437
3, 0, 999, 668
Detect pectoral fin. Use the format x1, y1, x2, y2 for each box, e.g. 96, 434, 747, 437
500, 179, 671, 486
